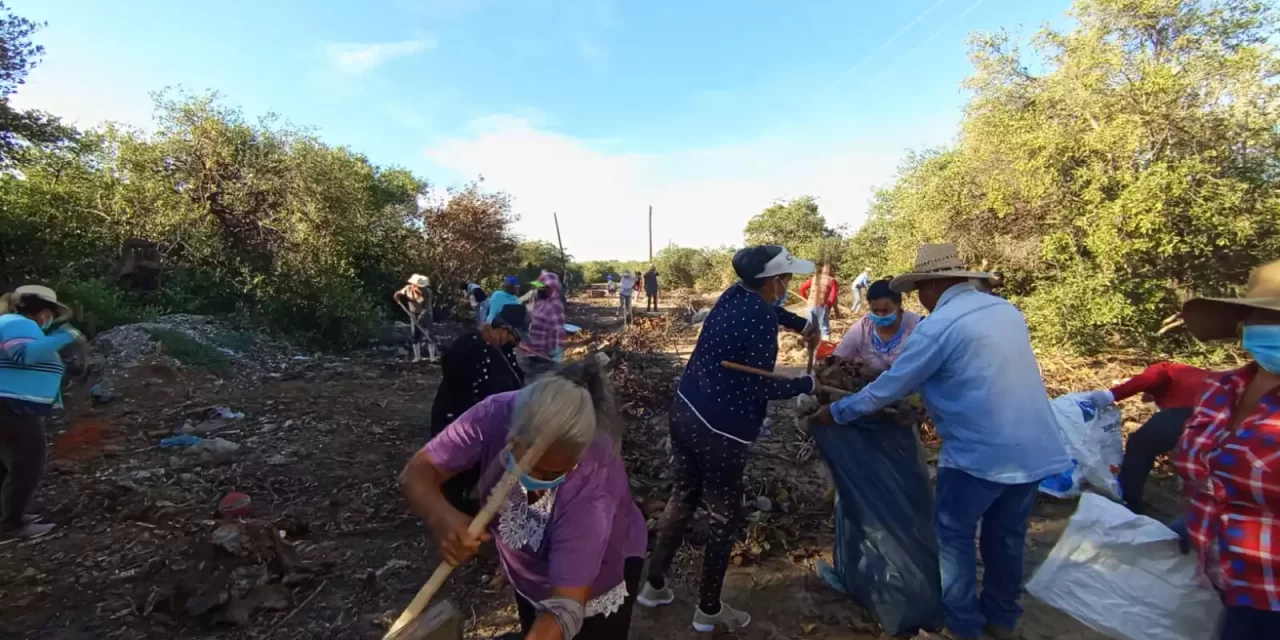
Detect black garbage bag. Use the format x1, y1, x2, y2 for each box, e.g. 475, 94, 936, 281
811, 415, 943, 636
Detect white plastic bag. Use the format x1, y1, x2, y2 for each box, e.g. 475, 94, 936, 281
1038, 392, 1123, 500
1027, 494, 1221, 640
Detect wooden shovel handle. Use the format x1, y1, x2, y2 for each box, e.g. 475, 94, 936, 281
384, 429, 558, 639
719, 360, 854, 398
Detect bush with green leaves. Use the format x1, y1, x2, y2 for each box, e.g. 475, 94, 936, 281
844, 0, 1280, 352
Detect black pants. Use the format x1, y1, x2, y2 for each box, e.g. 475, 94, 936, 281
1117, 408, 1190, 514
0, 403, 47, 531
645, 291, 658, 312
515, 557, 644, 639
648, 399, 750, 612
1220, 603, 1280, 640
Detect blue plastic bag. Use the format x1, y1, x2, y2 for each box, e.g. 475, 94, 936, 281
811, 415, 943, 636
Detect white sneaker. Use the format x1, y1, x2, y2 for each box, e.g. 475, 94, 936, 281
636, 581, 674, 608
692, 601, 751, 633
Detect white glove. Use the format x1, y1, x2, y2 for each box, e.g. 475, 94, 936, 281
1084, 389, 1114, 409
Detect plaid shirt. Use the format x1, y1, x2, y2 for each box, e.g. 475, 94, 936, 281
525, 272, 565, 358
1170, 363, 1280, 611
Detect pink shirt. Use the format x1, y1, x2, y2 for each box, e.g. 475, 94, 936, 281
832, 311, 922, 373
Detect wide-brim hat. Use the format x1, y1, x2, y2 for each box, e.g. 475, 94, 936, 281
8, 285, 74, 322
889, 243, 993, 293
407, 274, 430, 287
1182, 258, 1280, 341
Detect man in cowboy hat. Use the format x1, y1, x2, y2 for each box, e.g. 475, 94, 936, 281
813, 243, 1070, 640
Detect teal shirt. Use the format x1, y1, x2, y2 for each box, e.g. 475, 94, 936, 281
0, 314, 77, 406
484, 290, 522, 324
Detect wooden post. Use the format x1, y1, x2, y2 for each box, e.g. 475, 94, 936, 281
648, 205, 653, 263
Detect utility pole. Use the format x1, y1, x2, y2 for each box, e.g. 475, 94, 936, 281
553, 212, 567, 279
648, 205, 653, 263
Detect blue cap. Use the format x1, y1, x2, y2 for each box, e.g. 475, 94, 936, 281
504, 276, 520, 285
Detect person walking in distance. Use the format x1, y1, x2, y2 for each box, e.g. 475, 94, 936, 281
618, 271, 636, 323
851, 267, 871, 315
798, 264, 839, 340
644, 265, 659, 312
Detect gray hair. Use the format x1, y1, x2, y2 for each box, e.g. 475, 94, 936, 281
509, 360, 621, 456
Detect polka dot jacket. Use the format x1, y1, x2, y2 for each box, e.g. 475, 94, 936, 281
677, 283, 815, 443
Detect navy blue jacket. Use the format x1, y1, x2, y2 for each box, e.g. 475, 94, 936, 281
677, 283, 815, 443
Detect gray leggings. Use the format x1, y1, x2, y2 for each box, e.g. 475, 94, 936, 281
0, 403, 47, 531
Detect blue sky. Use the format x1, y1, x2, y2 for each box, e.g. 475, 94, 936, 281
12, 0, 1071, 261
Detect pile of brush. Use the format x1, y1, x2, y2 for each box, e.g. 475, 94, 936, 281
795, 357, 926, 431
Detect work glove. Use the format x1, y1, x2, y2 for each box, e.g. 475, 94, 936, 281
1084, 389, 1114, 410
1168, 515, 1192, 555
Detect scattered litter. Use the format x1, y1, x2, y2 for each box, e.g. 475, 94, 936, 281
219, 492, 252, 518
159, 434, 203, 448
210, 522, 244, 554
211, 406, 245, 420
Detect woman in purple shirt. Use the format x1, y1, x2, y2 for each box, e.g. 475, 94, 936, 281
400, 362, 647, 640
832, 279, 922, 374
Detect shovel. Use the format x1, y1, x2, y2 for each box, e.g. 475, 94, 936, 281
382, 429, 559, 640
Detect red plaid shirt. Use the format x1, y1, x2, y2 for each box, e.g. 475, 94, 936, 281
1170, 364, 1280, 611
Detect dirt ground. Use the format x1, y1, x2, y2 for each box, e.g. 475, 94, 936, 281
0, 293, 1179, 639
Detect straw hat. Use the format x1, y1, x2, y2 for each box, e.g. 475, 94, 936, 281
889, 243, 993, 293
1, 285, 74, 322
1182, 258, 1280, 340
407, 274, 430, 287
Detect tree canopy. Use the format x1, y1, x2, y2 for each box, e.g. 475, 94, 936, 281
844, 0, 1280, 351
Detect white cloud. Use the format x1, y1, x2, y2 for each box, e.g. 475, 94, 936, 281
426, 115, 911, 261
325, 39, 434, 76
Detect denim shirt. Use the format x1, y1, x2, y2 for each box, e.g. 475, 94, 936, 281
830, 284, 1071, 485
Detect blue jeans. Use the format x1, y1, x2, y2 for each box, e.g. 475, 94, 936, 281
935, 468, 1039, 637
808, 306, 831, 339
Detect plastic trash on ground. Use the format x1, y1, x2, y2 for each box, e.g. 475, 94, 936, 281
1027, 493, 1222, 640
810, 416, 943, 636
1038, 392, 1123, 500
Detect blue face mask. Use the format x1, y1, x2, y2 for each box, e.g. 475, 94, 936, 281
1243, 324, 1280, 374
506, 450, 569, 492
869, 311, 898, 328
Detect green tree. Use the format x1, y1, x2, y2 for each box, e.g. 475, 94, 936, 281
846, 0, 1280, 351
0, 2, 74, 164
743, 196, 842, 263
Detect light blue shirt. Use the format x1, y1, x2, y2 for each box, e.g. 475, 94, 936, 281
830, 283, 1071, 485
853, 272, 870, 288
484, 290, 522, 324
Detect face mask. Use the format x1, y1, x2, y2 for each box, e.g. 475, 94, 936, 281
869, 311, 897, 328
40, 319, 53, 331
506, 450, 569, 492
1243, 325, 1280, 374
